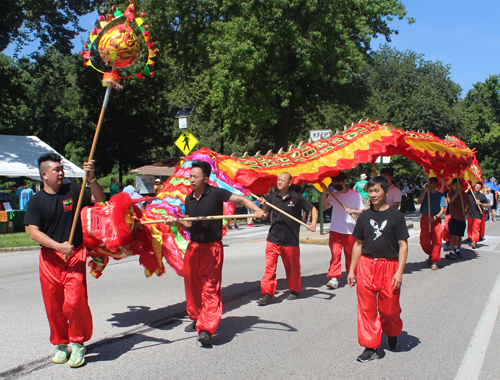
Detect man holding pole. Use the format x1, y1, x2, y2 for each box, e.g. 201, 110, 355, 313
467, 182, 489, 249
321, 172, 364, 289
417, 177, 446, 270
445, 178, 471, 259
256, 172, 318, 305
24, 153, 105, 367
165, 161, 264, 346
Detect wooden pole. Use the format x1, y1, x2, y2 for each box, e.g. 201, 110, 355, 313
139, 213, 259, 225
68, 85, 112, 246
469, 184, 484, 215
455, 176, 466, 219
250, 192, 310, 228
427, 175, 432, 233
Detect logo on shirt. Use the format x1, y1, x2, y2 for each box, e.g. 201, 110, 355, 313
370, 219, 387, 241
63, 199, 73, 212
288, 201, 294, 207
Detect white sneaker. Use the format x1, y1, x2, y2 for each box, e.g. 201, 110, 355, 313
326, 277, 339, 289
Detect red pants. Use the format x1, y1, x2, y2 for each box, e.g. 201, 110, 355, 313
442, 215, 450, 243
420, 214, 442, 263
328, 231, 355, 279
467, 217, 482, 243
480, 213, 485, 239
183, 241, 224, 336
356, 255, 402, 349
39, 246, 93, 345
261, 242, 301, 296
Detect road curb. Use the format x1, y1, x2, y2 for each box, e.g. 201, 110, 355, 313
0, 246, 38, 253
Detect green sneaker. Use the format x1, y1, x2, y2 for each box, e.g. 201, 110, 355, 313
52, 344, 69, 364
68, 343, 86, 368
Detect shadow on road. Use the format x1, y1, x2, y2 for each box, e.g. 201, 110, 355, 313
107, 272, 334, 332
213, 315, 297, 346
403, 249, 478, 274
86, 333, 176, 363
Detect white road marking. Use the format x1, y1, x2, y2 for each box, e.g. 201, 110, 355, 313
455, 268, 500, 380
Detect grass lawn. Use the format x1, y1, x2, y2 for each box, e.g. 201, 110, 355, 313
0, 232, 39, 248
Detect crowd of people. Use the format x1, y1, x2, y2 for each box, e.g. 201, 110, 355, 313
21, 154, 498, 366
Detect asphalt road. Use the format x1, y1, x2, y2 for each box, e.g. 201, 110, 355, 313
1, 220, 500, 380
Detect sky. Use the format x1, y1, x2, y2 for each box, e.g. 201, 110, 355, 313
4, 0, 500, 97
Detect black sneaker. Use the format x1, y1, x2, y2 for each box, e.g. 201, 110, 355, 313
387, 336, 398, 351
185, 321, 197, 332
287, 291, 300, 300
234, 224, 239, 229
357, 348, 379, 362
455, 250, 462, 258
445, 252, 457, 260
257, 294, 273, 306
227, 225, 232, 230
197, 331, 212, 346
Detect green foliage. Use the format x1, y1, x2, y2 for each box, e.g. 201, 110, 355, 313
147, 0, 410, 150
0, 232, 39, 248
363, 45, 463, 138
0, 0, 104, 54
461, 75, 500, 179
3, 1, 488, 186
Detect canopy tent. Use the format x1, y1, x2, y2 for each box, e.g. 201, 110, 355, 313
0, 135, 85, 180
484, 181, 500, 192
127, 156, 181, 177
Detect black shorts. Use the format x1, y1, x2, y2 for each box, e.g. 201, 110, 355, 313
448, 218, 466, 237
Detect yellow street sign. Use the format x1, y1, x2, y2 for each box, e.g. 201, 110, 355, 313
175, 131, 198, 155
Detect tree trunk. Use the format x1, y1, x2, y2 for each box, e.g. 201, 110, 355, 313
118, 159, 123, 185
273, 106, 291, 151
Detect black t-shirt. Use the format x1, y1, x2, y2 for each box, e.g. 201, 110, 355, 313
24, 183, 93, 248
468, 192, 488, 220
185, 185, 232, 243
266, 190, 313, 247
352, 205, 409, 259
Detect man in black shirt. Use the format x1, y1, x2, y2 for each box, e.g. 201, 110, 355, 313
467, 182, 489, 249
24, 153, 105, 367
348, 176, 408, 362
165, 161, 264, 346
256, 172, 318, 306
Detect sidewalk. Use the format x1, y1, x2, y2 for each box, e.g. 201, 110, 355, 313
299, 210, 422, 245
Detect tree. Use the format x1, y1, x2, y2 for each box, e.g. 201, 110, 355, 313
0, 0, 104, 54
0, 54, 28, 133
146, 0, 411, 150
461, 75, 500, 180
362, 44, 463, 138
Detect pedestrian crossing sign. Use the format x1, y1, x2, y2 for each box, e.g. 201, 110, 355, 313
175, 131, 198, 155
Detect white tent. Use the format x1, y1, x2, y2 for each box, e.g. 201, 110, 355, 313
0, 135, 85, 179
